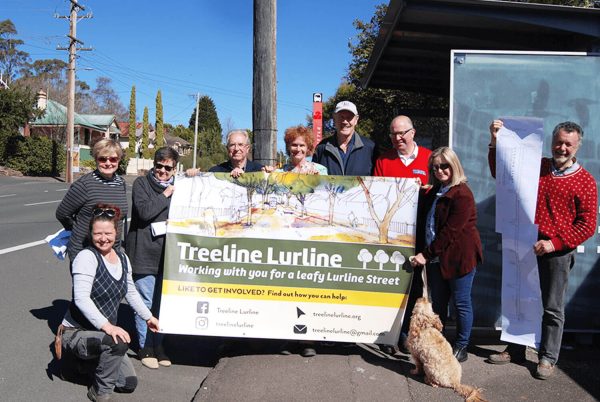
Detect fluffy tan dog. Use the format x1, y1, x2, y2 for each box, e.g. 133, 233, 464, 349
407, 297, 486, 402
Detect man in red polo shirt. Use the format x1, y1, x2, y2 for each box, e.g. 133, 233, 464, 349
374, 115, 432, 184
374, 115, 432, 355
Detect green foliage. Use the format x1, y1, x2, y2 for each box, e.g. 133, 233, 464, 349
0, 86, 41, 162
118, 152, 129, 175
155, 90, 164, 148
141, 107, 151, 159
170, 124, 194, 142
4, 135, 65, 176
0, 19, 30, 85
80, 159, 97, 170
188, 95, 224, 159
321, 3, 449, 150
128, 86, 136, 157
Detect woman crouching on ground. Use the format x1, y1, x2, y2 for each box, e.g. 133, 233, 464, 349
58, 203, 159, 401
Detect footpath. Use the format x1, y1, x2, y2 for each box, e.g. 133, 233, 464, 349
191, 334, 599, 402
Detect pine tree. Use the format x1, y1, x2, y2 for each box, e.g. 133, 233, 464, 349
155, 90, 164, 149
188, 95, 224, 162
128, 86, 136, 157
141, 107, 151, 159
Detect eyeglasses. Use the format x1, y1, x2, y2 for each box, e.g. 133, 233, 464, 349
93, 208, 116, 218
432, 163, 451, 171
97, 156, 119, 164
389, 128, 414, 138
155, 163, 175, 172
227, 143, 248, 149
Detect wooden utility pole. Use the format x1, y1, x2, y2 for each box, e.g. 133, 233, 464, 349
56, 0, 91, 183
252, 0, 277, 166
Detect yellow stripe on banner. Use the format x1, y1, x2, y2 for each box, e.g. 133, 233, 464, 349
162, 280, 407, 308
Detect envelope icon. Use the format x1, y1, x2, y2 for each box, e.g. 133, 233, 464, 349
293, 324, 307, 334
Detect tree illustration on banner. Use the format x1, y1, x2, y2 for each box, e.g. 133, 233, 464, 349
276, 172, 322, 216
390, 251, 406, 271
374, 250, 390, 270
214, 172, 268, 226
321, 176, 360, 225
358, 177, 416, 243
357, 248, 374, 269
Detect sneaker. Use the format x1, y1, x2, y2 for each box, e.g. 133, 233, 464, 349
453, 345, 468, 363
486, 347, 526, 365
139, 347, 159, 369
300, 347, 316, 357
155, 345, 172, 367
534, 360, 554, 380
87, 385, 111, 401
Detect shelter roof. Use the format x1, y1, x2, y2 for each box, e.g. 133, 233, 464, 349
361, 0, 600, 95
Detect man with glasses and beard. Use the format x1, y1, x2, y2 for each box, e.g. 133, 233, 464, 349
486, 120, 597, 380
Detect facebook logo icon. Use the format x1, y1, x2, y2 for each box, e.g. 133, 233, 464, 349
197, 301, 209, 314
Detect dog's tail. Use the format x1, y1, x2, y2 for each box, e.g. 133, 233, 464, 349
454, 383, 487, 402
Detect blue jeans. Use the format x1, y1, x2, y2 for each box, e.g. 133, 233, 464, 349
133, 274, 164, 350
427, 262, 475, 348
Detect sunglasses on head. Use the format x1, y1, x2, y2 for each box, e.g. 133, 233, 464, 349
93, 208, 116, 218
155, 163, 174, 172
432, 163, 451, 171
97, 156, 119, 163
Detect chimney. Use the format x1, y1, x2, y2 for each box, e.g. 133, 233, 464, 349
36, 89, 47, 110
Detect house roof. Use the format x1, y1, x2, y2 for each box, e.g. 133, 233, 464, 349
117, 121, 154, 139
361, 0, 600, 95
79, 114, 118, 127
165, 132, 191, 147
30, 99, 104, 131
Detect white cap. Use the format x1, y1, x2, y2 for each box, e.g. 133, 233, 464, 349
334, 100, 358, 116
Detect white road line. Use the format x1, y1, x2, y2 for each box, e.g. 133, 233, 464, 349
0, 240, 46, 255
0, 194, 17, 198
24, 200, 62, 206
55, 188, 68, 192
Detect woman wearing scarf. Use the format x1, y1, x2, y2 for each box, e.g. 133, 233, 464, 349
126, 147, 179, 369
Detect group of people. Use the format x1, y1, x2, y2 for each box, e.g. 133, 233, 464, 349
311, 101, 596, 383
53, 99, 596, 400
55, 140, 180, 401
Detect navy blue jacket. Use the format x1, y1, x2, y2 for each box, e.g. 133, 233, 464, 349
209, 159, 264, 173
313, 133, 376, 176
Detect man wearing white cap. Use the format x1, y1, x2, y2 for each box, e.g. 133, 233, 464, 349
313, 100, 376, 176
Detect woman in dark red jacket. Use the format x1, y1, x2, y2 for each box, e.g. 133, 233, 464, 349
411, 147, 483, 363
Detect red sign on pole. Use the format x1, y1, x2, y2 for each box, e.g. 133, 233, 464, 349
312, 93, 323, 145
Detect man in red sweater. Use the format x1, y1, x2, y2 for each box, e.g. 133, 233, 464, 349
374, 115, 432, 356
374, 115, 432, 184
486, 119, 597, 380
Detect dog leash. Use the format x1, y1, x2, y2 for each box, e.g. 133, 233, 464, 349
409, 256, 429, 300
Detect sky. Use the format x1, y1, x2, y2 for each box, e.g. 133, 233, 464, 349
2, 0, 383, 150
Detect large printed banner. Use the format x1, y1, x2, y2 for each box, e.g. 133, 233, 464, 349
159, 172, 419, 344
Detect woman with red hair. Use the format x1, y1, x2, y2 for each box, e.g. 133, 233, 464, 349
279, 125, 327, 175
